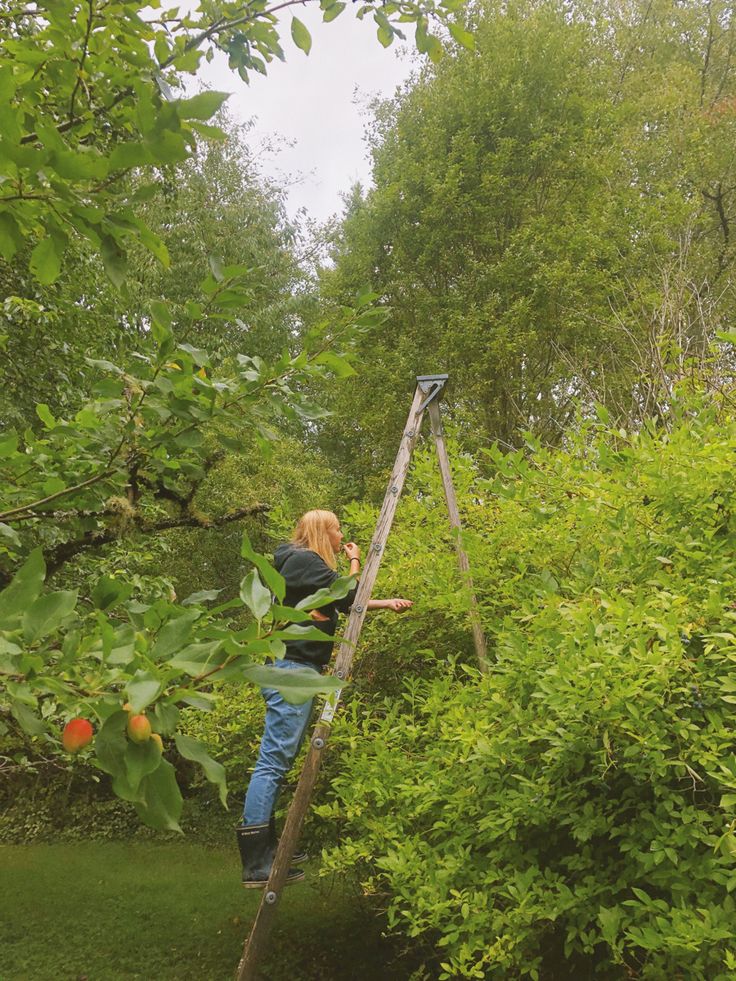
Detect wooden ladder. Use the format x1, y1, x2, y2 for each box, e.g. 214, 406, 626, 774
237, 374, 488, 979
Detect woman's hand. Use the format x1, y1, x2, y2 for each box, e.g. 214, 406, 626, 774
343, 542, 361, 561
385, 598, 413, 612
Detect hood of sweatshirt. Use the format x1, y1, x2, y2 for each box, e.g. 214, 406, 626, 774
273, 543, 298, 571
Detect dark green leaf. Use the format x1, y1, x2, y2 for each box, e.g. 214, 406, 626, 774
30, 236, 62, 285
0, 549, 45, 630
240, 663, 342, 705
174, 732, 228, 807
126, 672, 162, 713
92, 576, 133, 611
134, 758, 183, 832
152, 611, 199, 659
23, 590, 77, 644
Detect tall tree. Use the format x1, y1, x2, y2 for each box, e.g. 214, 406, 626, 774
317, 0, 736, 485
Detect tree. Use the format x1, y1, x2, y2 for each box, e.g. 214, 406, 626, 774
317, 0, 736, 487
0, 0, 470, 827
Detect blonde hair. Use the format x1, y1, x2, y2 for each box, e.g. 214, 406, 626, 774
291, 509, 339, 569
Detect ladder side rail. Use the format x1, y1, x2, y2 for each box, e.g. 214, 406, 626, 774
426, 400, 489, 673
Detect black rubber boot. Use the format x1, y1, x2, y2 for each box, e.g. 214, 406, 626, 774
236, 824, 305, 888
269, 815, 308, 866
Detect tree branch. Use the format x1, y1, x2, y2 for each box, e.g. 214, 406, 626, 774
36, 503, 271, 580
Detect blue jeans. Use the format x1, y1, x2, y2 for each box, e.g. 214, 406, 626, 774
242, 659, 317, 826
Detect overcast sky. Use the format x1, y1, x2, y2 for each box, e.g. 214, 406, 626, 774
193, 5, 418, 224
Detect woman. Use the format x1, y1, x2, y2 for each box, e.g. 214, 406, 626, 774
237, 509, 412, 887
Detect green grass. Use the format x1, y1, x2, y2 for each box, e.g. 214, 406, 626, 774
0, 842, 418, 980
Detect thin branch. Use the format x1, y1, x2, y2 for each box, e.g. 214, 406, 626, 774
69, 0, 96, 125
0, 470, 115, 522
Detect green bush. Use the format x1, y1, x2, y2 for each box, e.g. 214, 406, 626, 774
318, 389, 736, 979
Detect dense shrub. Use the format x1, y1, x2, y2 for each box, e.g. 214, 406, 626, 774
319, 389, 736, 979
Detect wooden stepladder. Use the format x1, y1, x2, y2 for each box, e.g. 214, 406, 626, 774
237, 374, 488, 980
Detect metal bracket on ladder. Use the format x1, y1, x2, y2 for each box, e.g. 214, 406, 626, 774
236, 372, 488, 981
416, 373, 448, 411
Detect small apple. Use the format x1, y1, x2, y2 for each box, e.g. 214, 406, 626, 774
62, 718, 94, 753
151, 733, 163, 751
127, 713, 152, 743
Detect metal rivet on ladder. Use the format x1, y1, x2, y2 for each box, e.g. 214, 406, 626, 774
354, 604, 364, 614
405, 428, 416, 439
390, 485, 399, 495
372, 542, 382, 553
265, 891, 277, 905
312, 736, 325, 750
335, 669, 346, 679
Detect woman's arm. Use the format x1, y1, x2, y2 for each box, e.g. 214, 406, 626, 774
367, 598, 413, 612
342, 544, 412, 612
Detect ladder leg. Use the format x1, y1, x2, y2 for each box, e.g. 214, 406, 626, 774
427, 400, 489, 672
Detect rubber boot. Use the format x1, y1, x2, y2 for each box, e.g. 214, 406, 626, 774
269, 815, 308, 866
236, 824, 305, 888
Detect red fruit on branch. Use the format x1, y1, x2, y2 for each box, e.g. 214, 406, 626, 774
62, 718, 94, 753
127, 714, 152, 743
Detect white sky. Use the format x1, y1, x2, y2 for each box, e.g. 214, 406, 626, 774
193, 4, 418, 224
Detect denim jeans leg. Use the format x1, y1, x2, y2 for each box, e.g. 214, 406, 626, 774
243, 660, 316, 826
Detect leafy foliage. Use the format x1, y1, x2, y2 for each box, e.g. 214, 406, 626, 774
0, 0, 459, 283
0, 533, 352, 831
318, 0, 736, 484
319, 385, 736, 978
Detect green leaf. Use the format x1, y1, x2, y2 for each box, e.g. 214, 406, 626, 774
125, 738, 162, 792
23, 590, 77, 644
0, 549, 46, 630
154, 702, 180, 737
181, 589, 222, 606
94, 711, 129, 779
100, 235, 127, 288
10, 700, 45, 736
91, 576, 133, 611
0, 523, 21, 547
313, 351, 357, 378
296, 575, 355, 610
323, 2, 346, 22
448, 22, 475, 50
134, 758, 183, 832
109, 142, 155, 169
150, 300, 174, 348
125, 672, 162, 713
35, 403, 56, 428
152, 611, 199, 659
291, 17, 312, 54
174, 732, 228, 807
177, 91, 230, 120
271, 623, 332, 642
239, 569, 272, 620
29, 235, 62, 285
377, 24, 393, 47
240, 663, 342, 705
0, 213, 23, 261
167, 641, 223, 676
425, 34, 443, 63
241, 532, 286, 602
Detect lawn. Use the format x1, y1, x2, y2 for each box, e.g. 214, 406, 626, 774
0, 842, 417, 980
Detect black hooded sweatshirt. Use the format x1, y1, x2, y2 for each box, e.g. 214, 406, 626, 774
273, 543, 359, 670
